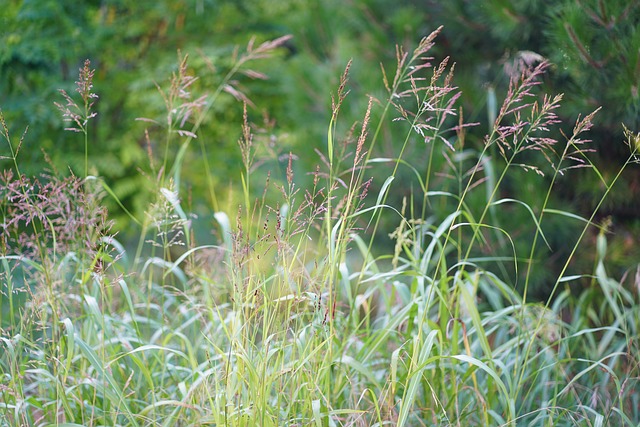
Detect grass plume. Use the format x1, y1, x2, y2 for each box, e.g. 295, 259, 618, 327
1, 33, 639, 426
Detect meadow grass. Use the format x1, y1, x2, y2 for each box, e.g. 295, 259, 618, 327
1, 31, 639, 426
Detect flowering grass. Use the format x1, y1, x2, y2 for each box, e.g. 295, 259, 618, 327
1, 30, 639, 426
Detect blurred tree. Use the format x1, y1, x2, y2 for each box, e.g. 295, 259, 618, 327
421, 0, 640, 291
1, 0, 295, 225
1, 0, 638, 295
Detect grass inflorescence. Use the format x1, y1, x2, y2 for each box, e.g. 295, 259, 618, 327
1, 30, 639, 426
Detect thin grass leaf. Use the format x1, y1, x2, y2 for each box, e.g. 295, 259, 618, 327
45, 424, 87, 427
491, 198, 551, 249
335, 355, 382, 390
542, 208, 603, 231
74, 336, 140, 427
312, 399, 323, 427
61, 318, 75, 383
420, 210, 461, 279
368, 176, 394, 227
162, 244, 222, 279
170, 138, 194, 190
214, 211, 233, 255
139, 399, 200, 417
557, 354, 627, 399
397, 330, 439, 427
142, 256, 188, 286
359, 299, 416, 363
595, 261, 625, 321
458, 274, 494, 362
451, 354, 515, 422
86, 175, 141, 225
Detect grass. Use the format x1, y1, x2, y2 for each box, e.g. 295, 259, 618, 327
1, 30, 640, 426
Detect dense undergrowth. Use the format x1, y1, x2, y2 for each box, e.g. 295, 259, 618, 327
1, 30, 640, 426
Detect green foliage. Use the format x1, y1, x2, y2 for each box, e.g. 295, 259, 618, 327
1, 2, 640, 422
546, 0, 640, 130
4, 0, 638, 297
2, 26, 640, 425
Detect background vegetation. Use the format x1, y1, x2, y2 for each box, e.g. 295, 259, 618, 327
1, 0, 639, 425
2, 0, 639, 295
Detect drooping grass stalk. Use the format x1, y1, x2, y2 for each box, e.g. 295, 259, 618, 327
447, 64, 556, 269
355, 53, 503, 423
520, 107, 601, 304
132, 37, 292, 275
358, 28, 447, 261
53, 59, 98, 179
0, 112, 62, 352
172, 36, 292, 210
516, 129, 640, 403
3, 32, 639, 426
411, 68, 561, 379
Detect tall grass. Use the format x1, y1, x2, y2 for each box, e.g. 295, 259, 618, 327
1, 30, 639, 426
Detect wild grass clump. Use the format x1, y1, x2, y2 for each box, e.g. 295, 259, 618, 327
1, 29, 639, 426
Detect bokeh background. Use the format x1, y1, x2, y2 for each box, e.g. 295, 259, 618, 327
2, 0, 639, 298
